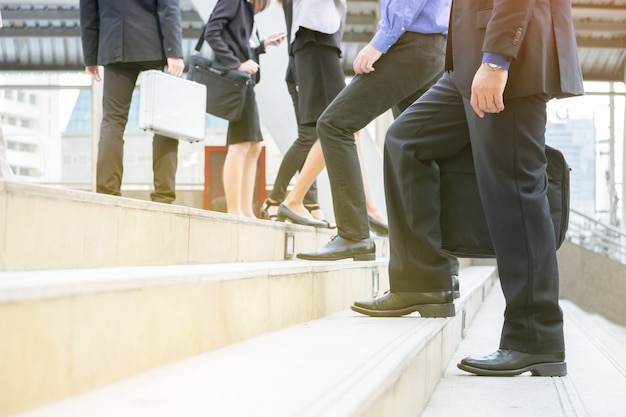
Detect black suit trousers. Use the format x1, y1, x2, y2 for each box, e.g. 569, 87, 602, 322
385, 72, 564, 353
317, 32, 446, 240
97, 61, 179, 203
268, 80, 318, 206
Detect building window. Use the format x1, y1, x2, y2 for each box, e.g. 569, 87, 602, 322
3, 90, 12, 100
29, 94, 37, 105
19, 143, 37, 152
14, 166, 38, 177
6, 141, 37, 153
17, 91, 26, 102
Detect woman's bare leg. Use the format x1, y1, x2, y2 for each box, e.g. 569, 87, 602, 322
223, 142, 248, 216
282, 139, 326, 219
241, 142, 263, 218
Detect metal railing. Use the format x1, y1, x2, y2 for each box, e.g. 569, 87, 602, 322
567, 208, 626, 265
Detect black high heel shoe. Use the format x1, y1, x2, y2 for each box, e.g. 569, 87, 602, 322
368, 215, 388, 236
261, 199, 280, 221
277, 204, 328, 228
305, 204, 336, 229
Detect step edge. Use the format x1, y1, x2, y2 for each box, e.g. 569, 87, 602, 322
9, 267, 497, 417
0, 259, 390, 303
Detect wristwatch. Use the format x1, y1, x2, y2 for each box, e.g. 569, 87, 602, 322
485, 62, 504, 71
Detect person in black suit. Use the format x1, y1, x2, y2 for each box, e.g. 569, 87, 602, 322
351, 0, 584, 377
79, 0, 185, 203
205, 0, 284, 218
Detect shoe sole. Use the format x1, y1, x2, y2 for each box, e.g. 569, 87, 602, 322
276, 214, 328, 228
297, 252, 376, 261
350, 302, 455, 318
457, 361, 567, 377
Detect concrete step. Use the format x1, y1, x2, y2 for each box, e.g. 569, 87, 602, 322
421, 283, 626, 417
0, 181, 389, 271
6, 266, 498, 417
0, 258, 389, 416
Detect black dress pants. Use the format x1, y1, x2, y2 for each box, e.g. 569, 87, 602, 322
98, 61, 179, 203
385, 72, 564, 354
268, 80, 318, 205
317, 32, 446, 240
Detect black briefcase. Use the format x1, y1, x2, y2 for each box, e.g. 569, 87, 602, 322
187, 54, 252, 122
186, 23, 252, 122
438, 145, 570, 258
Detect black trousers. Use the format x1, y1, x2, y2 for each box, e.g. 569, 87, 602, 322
268, 80, 318, 205
385, 72, 564, 354
317, 32, 447, 240
98, 62, 179, 203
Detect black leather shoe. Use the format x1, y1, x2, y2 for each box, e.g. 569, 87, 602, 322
351, 291, 455, 317
452, 274, 460, 299
457, 348, 567, 376
277, 204, 328, 228
297, 236, 375, 261
368, 215, 388, 236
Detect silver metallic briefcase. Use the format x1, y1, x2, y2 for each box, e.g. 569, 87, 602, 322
138, 70, 206, 143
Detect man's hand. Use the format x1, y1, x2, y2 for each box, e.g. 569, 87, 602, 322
353, 44, 382, 75
166, 57, 185, 77
470, 63, 508, 117
85, 65, 102, 82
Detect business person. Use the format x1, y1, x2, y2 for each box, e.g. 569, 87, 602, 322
80, 0, 185, 203
268, 0, 347, 227
261, 2, 328, 226
351, 0, 583, 378
205, 0, 284, 217
296, 0, 452, 261
272, 0, 390, 233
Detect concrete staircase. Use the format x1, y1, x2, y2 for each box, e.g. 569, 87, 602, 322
421, 280, 626, 417
0, 180, 496, 417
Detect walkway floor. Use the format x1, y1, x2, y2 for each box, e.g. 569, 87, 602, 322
421, 283, 626, 417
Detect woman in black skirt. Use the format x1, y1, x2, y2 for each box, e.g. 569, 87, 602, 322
263, 0, 346, 227
205, 0, 285, 217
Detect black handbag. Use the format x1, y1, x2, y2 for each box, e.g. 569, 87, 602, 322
187, 26, 252, 122
438, 145, 570, 258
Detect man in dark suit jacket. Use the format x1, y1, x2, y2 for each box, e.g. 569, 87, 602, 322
80, 0, 185, 203
351, 0, 584, 377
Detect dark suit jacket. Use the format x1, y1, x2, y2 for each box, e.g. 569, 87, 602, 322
80, 0, 183, 66
204, 0, 264, 70
445, 0, 584, 99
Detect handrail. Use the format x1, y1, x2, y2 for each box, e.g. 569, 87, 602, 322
567, 208, 626, 265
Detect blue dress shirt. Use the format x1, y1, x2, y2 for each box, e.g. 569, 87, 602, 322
370, 0, 451, 53
483, 52, 512, 70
